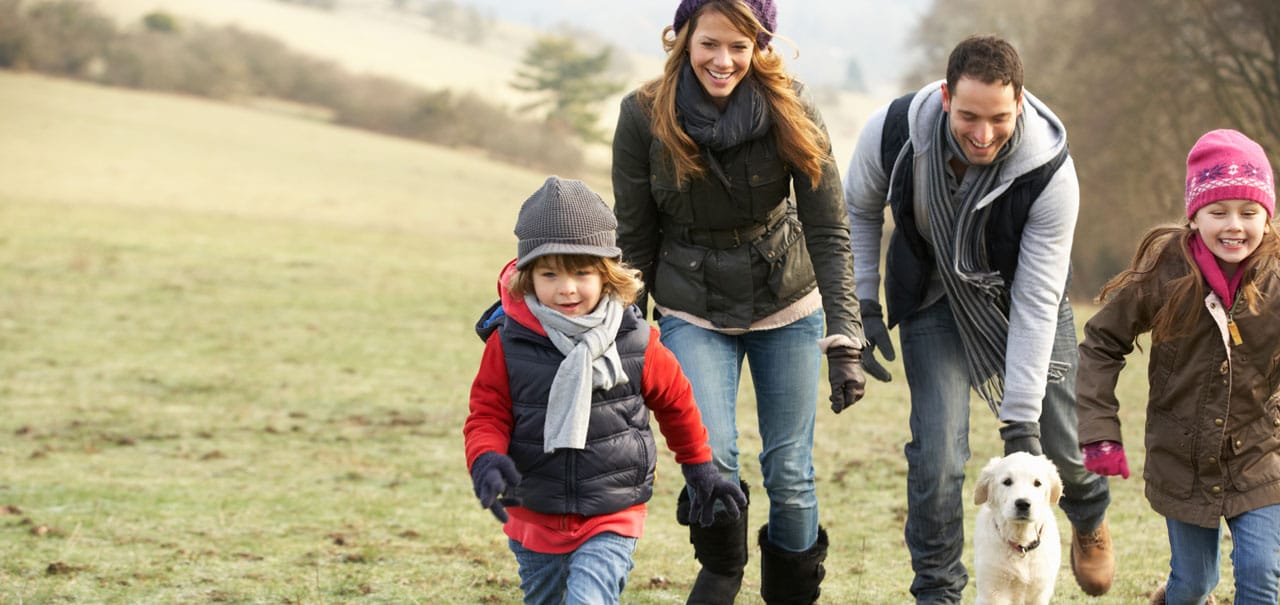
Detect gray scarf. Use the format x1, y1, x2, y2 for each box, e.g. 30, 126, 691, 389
526, 295, 628, 452
921, 111, 1022, 413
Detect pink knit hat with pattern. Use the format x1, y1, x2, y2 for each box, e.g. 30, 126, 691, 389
1185, 129, 1275, 219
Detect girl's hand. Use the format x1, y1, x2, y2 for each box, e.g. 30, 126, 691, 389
1081, 440, 1130, 479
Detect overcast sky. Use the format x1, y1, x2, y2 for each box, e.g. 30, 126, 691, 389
454, 0, 931, 95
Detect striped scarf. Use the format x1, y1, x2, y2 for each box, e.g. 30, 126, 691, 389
921, 111, 1022, 413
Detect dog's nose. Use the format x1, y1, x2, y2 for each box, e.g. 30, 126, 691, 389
1014, 498, 1031, 512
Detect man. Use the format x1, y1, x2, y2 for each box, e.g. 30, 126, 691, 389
843, 35, 1114, 603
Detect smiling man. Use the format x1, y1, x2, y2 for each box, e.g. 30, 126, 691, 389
843, 35, 1115, 603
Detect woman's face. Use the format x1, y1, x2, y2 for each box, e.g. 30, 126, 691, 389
686, 10, 753, 110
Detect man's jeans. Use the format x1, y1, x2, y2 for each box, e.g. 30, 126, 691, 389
509, 532, 638, 605
659, 309, 823, 552
899, 298, 1111, 602
1165, 504, 1280, 605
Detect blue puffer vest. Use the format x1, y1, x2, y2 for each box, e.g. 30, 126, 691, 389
879, 92, 1068, 327
482, 304, 656, 516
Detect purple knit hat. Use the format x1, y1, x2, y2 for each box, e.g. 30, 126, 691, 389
673, 0, 776, 48
1185, 129, 1275, 219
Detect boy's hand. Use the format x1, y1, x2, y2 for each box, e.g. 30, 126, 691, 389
470, 452, 522, 522
681, 462, 747, 527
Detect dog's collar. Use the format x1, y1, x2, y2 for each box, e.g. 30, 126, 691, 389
999, 519, 1043, 557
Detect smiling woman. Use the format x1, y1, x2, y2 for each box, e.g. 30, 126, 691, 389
610, 1, 866, 603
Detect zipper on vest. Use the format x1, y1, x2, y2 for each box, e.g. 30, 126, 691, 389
565, 453, 576, 517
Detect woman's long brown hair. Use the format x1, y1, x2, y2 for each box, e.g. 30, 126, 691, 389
1097, 221, 1280, 342
635, 0, 829, 188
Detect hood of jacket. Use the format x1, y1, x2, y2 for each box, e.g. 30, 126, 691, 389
475, 258, 546, 342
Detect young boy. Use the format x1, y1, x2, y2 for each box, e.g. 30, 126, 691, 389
464, 176, 746, 604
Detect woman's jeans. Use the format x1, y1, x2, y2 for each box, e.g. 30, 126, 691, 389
898, 298, 1111, 602
508, 532, 639, 605
1164, 504, 1280, 605
658, 309, 823, 552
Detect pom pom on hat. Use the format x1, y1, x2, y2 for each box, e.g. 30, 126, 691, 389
514, 176, 621, 269
1185, 129, 1275, 219
673, 0, 776, 48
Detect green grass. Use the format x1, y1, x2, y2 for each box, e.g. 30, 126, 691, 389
0, 71, 1236, 603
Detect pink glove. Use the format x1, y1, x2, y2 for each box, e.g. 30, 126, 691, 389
1081, 440, 1130, 479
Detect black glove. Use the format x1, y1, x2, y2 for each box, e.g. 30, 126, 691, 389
681, 462, 747, 527
859, 299, 896, 382
826, 345, 867, 413
470, 452, 522, 523
999, 421, 1044, 456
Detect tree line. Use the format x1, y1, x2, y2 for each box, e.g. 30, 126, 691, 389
0, 0, 587, 173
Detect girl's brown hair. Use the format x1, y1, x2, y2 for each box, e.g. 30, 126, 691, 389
636, 0, 829, 188
508, 254, 644, 308
1097, 221, 1280, 341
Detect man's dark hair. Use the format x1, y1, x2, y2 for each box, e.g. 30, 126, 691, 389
946, 34, 1024, 100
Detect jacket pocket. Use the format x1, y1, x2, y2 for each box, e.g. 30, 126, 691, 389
650, 150, 694, 223
1227, 393, 1280, 491
751, 211, 813, 299
748, 160, 790, 217
655, 238, 708, 314
1144, 407, 1195, 498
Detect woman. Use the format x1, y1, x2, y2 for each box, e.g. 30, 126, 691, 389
611, 1, 865, 603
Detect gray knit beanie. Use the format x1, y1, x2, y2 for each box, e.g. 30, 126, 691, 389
514, 176, 622, 269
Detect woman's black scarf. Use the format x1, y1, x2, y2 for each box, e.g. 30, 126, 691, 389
674, 61, 771, 189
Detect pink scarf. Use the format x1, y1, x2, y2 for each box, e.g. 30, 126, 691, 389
1189, 233, 1245, 309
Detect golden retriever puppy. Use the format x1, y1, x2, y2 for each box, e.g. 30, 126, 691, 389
973, 452, 1064, 605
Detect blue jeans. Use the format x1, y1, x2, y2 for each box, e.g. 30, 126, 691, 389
508, 532, 639, 605
658, 309, 823, 552
1164, 504, 1280, 605
899, 298, 1111, 603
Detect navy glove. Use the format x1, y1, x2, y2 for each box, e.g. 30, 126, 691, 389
826, 345, 867, 413
859, 299, 896, 382
470, 452, 522, 523
681, 462, 747, 527
999, 421, 1044, 456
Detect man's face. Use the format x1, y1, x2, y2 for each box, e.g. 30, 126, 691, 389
941, 75, 1023, 166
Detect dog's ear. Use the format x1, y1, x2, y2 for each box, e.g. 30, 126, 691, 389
1041, 456, 1064, 505
974, 457, 1001, 505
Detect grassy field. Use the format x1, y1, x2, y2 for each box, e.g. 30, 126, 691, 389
0, 71, 1235, 603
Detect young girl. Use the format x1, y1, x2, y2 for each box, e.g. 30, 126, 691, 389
464, 176, 746, 605
1076, 129, 1280, 604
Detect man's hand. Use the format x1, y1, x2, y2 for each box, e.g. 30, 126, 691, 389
860, 299, 896, 382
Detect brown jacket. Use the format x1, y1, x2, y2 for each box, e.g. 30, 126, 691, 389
1077, 241, 1280, 528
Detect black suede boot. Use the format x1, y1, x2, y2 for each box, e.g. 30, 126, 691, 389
758, 524, 828, 605
677, 482, 750, 605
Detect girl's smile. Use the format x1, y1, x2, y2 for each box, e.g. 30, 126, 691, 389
1190, 199, 1271, 277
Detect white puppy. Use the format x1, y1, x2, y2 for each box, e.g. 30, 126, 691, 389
973, 452, 1064, 605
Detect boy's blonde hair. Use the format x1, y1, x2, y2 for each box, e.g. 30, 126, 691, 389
509, 254, 645, 308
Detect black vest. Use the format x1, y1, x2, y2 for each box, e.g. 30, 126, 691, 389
488, 305, 656, 516
879, 92, 1068, 327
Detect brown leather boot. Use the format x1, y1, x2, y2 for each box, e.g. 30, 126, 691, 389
1070, 518, 1115, 596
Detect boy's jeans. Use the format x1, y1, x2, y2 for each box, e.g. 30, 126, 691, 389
509, 532, 638, 605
